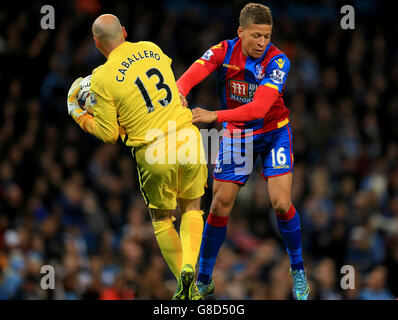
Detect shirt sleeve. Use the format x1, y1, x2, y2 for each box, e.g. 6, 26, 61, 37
260, 55, 291, 93
76, 76, 119, 144
194, 40, 228, 73
92, 65, 103, 74
176, 63, 211, 96
176, 41, 228, 96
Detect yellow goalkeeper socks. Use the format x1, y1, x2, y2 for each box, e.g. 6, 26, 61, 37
152, 217, 182, 280
179, 210, 204, 271
152, 211, 204, 279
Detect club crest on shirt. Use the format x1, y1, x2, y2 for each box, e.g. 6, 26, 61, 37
255, 65, 265, 80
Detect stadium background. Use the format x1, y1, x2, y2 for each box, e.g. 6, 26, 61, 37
0, 0, 397, 300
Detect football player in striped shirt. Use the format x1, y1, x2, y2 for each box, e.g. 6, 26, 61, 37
177, 3, 310, 300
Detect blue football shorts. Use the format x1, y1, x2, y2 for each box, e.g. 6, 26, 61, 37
213, 123, 294, 185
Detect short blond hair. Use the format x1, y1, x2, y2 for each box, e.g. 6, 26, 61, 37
239, 3, 273, 28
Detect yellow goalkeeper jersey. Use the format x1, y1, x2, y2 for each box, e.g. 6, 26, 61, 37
77, 41, 193, 147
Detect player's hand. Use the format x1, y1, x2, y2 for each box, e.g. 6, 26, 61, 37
179, 93, 188, 108
67, 77, 86, 120
192, 108, 217, 123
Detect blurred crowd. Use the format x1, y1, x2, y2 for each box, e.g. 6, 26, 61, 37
0, 0, 397, 300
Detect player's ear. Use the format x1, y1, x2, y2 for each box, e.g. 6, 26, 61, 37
237, 26, 243, 38
93, 36, 100, 48
122, 26, 127, 39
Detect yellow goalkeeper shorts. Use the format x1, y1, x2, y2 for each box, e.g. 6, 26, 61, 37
132, 124, 208, 210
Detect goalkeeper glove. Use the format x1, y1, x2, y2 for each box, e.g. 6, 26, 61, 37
67, 77, 87, 120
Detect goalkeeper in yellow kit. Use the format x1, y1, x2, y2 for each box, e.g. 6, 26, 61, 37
66, 14, 207, 300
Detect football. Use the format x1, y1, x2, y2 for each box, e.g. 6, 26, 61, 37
77, 75, 93, 114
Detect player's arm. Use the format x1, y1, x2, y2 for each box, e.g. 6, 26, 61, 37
76, 88, 119, 144
67, 78, 119, 144
176, 41, 227, 97
192, 56, 290, 123
176, 63, 211, 97
192, 85, 279, 123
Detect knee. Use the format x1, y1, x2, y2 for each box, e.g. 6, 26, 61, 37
271, 198, 292, 215
150, 209, 172, 222
210, 196, 231, 217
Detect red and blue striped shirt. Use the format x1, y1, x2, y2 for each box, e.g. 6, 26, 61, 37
194, 37, 291, 136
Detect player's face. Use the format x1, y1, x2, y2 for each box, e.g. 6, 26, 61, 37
238, 23, 272, 59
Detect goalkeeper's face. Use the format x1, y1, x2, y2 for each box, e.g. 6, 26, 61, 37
238, 23, 272, 59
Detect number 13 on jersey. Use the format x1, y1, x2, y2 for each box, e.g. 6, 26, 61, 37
134, 68, 172, 113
